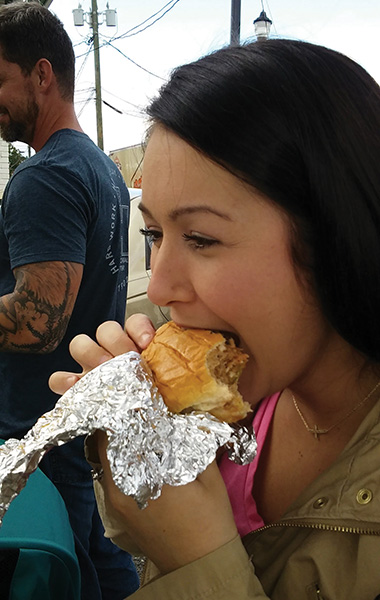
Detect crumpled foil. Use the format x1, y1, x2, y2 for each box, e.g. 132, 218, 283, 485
0, 351, 257, 522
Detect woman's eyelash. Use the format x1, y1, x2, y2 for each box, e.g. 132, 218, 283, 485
139, 228, 218, 250
139, 228, 162, 247
183, 233, 219, 249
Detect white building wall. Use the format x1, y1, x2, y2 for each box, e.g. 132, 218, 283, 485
0, 138, 8, 199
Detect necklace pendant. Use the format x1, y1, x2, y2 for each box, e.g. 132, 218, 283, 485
310, 425, 328, 441
292, 381, 380, 442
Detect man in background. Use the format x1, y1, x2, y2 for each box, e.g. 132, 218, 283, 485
0, 2, 139, 598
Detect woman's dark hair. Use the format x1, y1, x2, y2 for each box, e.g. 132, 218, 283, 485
146, 38, 380, 362
0, 1, 74, 101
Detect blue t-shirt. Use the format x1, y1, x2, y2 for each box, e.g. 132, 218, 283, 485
0, 129, 130, 438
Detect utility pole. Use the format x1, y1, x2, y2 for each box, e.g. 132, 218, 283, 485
230, 0, 241, 45
73, 2, 117, 150
91, 0, 103, 150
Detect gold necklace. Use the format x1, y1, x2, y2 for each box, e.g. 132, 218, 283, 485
292, 380, 380, 441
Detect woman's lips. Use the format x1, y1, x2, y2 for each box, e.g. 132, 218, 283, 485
219, 331, 240, 346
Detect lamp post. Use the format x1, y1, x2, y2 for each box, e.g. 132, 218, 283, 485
73, 1, 117, 150
253, 9, 272, 41
230, 0, 241, 45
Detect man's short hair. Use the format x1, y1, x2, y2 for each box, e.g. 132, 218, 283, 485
0, 1, 75, 101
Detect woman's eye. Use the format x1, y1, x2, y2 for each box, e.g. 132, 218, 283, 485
183, 233, 219, 249
139, 227, 162, 248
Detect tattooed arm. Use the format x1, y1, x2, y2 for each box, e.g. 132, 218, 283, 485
0, 261, 83, 353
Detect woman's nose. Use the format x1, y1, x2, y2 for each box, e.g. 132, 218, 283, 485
147, 244, 195, 308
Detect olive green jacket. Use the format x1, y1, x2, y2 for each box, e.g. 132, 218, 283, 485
90, 399, 380, 600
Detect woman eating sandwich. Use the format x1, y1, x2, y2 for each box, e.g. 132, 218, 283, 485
50, 39, 380, 599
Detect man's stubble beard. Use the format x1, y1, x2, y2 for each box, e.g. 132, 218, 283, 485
0, 93, 39, 145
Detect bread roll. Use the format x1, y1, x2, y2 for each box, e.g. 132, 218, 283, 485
141, 321, 250, 423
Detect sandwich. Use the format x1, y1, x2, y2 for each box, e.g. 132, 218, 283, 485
141, 321, 250, 423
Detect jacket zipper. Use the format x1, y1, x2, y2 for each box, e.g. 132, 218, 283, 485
250, 521, 379, 600
253, 520, 380, 535
137, 522, 380, 588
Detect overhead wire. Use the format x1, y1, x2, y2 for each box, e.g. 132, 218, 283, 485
103, 39, 167, 81
102, 100, 122, 114
74, 0, 181, 65
72, 0, 180, 132
101, 86, 145, 111
110, 0, 181, 41
75, 42, 93, 82
263, 0, 277, 35
76, 91, 95, 118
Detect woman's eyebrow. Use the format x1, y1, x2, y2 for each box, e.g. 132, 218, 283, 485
169, 206, 232, 220
138, 202, 231, 221
138, 202, 151, 216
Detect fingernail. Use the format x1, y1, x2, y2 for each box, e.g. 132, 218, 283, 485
140, 333, 152, 348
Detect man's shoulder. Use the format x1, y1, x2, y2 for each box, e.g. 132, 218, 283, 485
4, 129, 129, 209
8, 130, 95, 173
42, 129, 99, 160
12, 130, 124, 180
41, 129, 125, 174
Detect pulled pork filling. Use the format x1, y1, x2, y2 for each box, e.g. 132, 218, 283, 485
207, 341, 247, 385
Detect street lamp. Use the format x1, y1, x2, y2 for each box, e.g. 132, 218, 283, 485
253, 9, 272, 41
73, 2, 117, 150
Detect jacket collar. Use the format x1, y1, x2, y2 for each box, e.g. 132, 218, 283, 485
278, 398, 380, 531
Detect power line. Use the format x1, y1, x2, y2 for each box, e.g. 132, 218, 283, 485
111, 0, 181, 41
102, 99, 122, 114
74, 0, 181, 69
101, 99, 144, 120
72, 0, 180, 144
104, 40, 167, 81
77, 92, 95, 118
101, 86, 145, 111
75, 44, 93, 82
263, 0, 277, 35
75, 85, 145, 120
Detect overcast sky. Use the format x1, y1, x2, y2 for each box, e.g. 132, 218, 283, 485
20, 0, 380, 154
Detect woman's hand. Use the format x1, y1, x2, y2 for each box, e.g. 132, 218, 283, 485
49, 314, 156, 395
50, 314, 238, 573
96, 430, 238, 574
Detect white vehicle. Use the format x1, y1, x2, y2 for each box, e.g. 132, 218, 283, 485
126, 188, 170, 328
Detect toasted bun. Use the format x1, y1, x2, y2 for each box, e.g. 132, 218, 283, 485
141, 321, 250, 423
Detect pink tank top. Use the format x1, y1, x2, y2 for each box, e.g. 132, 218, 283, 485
219, 393, 280, 537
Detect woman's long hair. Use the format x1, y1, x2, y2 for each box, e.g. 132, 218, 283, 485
147, 39, 380, 362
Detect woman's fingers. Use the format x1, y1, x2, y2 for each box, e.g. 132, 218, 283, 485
96, 320, 138, 355
48, 316, 157, 396
124, 313, 156, 350
49, 333, 112, 394
69, 333, 113, 371
49, 371, 81, 395
95, 315, 156, 355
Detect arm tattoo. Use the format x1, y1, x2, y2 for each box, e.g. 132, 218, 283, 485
0, 261, 83, 353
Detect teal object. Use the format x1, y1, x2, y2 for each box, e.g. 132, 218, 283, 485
0, 446, 81, 599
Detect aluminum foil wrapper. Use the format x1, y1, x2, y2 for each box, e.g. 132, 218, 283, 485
0, 351, 257, 521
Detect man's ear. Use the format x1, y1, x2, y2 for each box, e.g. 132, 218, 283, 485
33, 58, 54, 91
